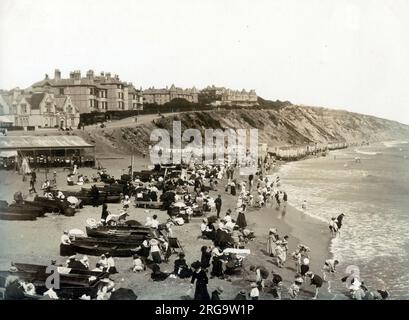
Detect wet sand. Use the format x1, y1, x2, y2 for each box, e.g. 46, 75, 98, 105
0, 159, 337, 300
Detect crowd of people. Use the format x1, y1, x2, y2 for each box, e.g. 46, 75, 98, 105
2, 152, 390, 301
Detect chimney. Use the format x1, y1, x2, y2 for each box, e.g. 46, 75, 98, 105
106, 72, 111, 79
54, 69, 61, 80
69, 71, 75, 79
72, 70, 81, 81
86, 70, 94, 80
45, 74, 49, 80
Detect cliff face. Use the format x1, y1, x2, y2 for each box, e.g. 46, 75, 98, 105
96, 106, 409, 155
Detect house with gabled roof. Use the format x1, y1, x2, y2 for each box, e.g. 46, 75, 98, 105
0, 89, 80, 129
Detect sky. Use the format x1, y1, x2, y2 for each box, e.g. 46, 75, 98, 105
0, 0, 408, 124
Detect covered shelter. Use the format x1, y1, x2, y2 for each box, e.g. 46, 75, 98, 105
0, 135, 95, 170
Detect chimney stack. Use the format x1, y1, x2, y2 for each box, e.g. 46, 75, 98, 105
73, 70, 81, 81
86, 70, 94, 80
54, 69, 61, 80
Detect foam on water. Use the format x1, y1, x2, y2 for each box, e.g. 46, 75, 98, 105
279, 144, 409, 299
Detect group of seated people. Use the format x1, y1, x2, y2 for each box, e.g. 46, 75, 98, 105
200, 213, 255, 249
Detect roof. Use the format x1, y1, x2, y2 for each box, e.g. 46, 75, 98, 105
28, 92, 46, 110
31, 76, 127, 89
0, 135, 94, 150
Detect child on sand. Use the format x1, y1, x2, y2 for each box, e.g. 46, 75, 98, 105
249, 283, 259, 300
329, 218, 339, 237
291, 250, 302, 273
322, 259, 339, 280
275, 241, 286, 268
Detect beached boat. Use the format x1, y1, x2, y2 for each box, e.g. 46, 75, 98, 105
0, 201, 45, 220
13, 262, 109, 278
85, 225, 152, 239
60, 237, 144, 257
0, 202, 46, 216
60, 191, 121, 205
0, 267, 105, 299
0, 212, 37, 221
31, 197, 77, 216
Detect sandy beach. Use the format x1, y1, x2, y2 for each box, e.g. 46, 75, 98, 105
0, 154, 339, 300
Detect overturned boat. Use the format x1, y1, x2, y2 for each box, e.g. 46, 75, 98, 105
0, 262, 109, 299
85, 225, 152, 239
60, 237, 145, 257
0, 201, 45, 220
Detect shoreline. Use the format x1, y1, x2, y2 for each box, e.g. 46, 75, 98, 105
0, 154, 338, 300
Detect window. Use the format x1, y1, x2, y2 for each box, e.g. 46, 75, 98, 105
0, 104, 4, 115
46, 102, 52, 113
21, 104, 27, 114
59, 88, 64, 95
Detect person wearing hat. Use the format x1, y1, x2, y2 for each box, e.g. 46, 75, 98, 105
101, 203, 109, 224
9, 262, 18, 273
60, 230, 72, 256
132, 254, 145, 272
174, 252, 191, 278
223, 210, 232, 223
136, 236, 151, 260
275, 241, 286, 268
211, 286, 223, 300
249, 282, 259, 300
200, 246, 211, 269
151, 263, 170, 282
104, 253, 117, 274
249, 265, 269, 291
322, 259, 339, 280
270, 273, 283, 300
336, 213, 345, 233
56, 190, 65, 200
236, 205, 247, 230
210, 255, 224, 279
214, 195, 222, 218
300, 258, 310, 277
150, 238, 162, 264
52, 170, 57, 185
98, 254, 109, 271
122, 195, 131, 209
267, 228, 279, 256
234, 289, 247, 300
306, 271, 323, 299
190, 261, 210, 300
80, 255, 90, 270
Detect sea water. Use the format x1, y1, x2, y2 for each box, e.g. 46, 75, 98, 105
279, 141, 409, 299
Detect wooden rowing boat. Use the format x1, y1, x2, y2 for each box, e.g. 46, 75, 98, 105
0, 212, 37, 221
61, 237, 144, 257
86, 226, 152, 239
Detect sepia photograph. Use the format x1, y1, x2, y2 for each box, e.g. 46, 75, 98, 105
0, 0, 408, 312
